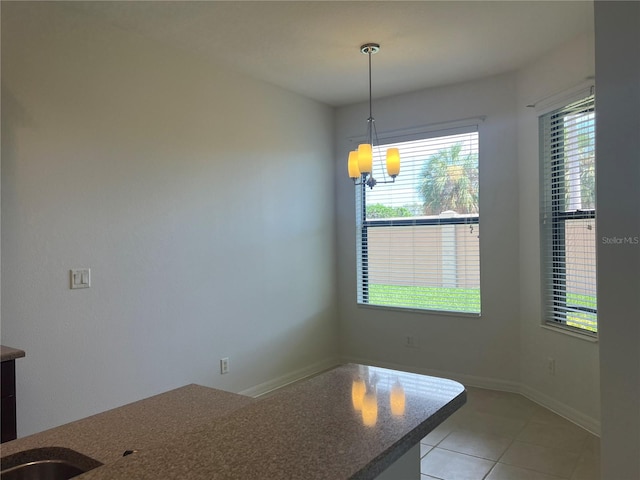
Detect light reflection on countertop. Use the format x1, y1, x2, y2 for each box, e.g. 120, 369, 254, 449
351, 365, 406, 426
350, 365, 458, 428
390, 379, 406, 416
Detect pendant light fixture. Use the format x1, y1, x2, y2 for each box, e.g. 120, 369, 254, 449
348, 43, 400, 189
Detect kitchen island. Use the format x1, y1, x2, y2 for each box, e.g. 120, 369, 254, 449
1, 364, 465, 479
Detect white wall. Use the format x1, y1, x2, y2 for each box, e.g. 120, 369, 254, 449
1, 2, 338, 436
516, 28, 600, 432
594, 2, 640, 478
335, 73, 521, 388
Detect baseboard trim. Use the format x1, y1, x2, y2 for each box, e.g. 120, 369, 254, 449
520, 384, 601, 436
238, 357, 341, 398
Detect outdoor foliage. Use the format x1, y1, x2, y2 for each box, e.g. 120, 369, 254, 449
418, 143, 478, 215
366, 203, 413, 219
569, 126, 596, 210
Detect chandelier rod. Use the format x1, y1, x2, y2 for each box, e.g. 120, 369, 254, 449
368, 46, 373, 133
361, 43, 379, 147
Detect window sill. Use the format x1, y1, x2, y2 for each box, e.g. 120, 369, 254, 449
357, 302, 482, 318
540, 324, 598, 343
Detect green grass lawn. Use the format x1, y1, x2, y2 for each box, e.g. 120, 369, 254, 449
566, 292, 598, 332
367, 284, 481, 313
367, 284, 597, 332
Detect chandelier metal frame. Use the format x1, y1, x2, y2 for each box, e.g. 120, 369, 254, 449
349, 43, 400, 189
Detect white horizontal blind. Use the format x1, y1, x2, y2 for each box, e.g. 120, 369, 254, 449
356, 128, 480, 313
540, 95, 597, 334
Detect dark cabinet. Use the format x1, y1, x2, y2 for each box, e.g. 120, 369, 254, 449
1, 360, 18, 443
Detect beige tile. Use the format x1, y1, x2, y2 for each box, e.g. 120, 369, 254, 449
570, 454, 600, 480
454, 410, 527, 438
529, 408, 597, 439
517, 420, 588, 454
421, 447, 495, 480
460, 386, 493, 407
421, 443, 433, 458
421, 389, 596, 480
445, 406, 475, 426
421, 422, 456, 446
570, 436, 600, 480
500, 441, 581, 478
467, 390, 539, 422
453, 397, 477, 413
486, 463, 567, 480
582, 434, 600, 454
438, 429, 513, 461
529, 408, 582, 429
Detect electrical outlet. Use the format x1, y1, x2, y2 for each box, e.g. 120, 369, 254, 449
547, 357, 556, 376
220, 357, 230, 375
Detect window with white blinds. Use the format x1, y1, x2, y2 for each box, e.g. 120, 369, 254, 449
540, 94, 597, 334
355, 127, 480, 314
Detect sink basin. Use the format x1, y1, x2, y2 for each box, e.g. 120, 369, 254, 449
0, 447, 102, 480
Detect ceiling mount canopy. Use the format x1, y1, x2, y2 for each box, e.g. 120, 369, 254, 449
348, 43, 400, 189
360, 42, 380, 55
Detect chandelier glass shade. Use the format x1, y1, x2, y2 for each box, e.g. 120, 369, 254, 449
348, 43, 400, 189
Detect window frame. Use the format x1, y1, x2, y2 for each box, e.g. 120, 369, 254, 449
539, 91, 597, 336
355, 125, 481, 315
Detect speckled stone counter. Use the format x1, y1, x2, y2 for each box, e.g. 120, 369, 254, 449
1, 364, 465, 479
0, 345, 25, 362
78, 364, 465, 479
0, 384, 254, 464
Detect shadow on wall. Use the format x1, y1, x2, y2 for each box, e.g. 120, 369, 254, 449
225, 307, 339, 395
2, 87, 35, 172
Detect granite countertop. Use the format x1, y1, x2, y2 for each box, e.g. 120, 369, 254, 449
0, 345, 26, 362
0, 364, 466, 479
0, 384, 254, 464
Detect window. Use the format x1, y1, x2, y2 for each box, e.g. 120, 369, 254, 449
540, 94, 597, 334
355, 128, 480, 314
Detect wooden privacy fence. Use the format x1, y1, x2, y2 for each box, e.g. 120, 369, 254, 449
366, 221, 596, 297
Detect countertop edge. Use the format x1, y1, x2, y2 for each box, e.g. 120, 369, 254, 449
1, 345, 26, 362
352, 388, 467, 479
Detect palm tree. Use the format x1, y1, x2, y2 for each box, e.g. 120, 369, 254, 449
418, 143, 478, 215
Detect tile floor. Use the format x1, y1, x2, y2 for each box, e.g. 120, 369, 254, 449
420, 387, 600, 480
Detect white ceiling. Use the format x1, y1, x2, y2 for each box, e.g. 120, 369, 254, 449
65, 1, 594, 106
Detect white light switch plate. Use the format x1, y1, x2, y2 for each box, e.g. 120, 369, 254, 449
70, 268, 91, 289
